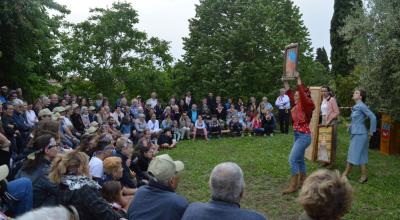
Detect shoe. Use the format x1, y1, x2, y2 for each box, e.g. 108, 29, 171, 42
358, 176, 368, 184
270, 133, 274, 137
282, 174, 299, 195
298, 173, 307, 187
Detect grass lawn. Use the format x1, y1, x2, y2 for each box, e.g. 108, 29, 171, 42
163, 124, 400, 220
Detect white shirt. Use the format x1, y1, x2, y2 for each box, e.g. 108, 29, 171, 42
195, 120, 206, 129
89, 156, 103, 178
25, 110, 38, 127
147, 119, 161, 132
146, 98, 158, 108
321, 98, 329, 116
111, 111, 124, 126
63, 117, 73, 127
275, 95, 290, 109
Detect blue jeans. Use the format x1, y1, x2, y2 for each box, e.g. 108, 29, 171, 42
7, 177, 33, 216
289, 132, 311, 175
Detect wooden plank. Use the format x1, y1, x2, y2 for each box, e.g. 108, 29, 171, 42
305, 86, 321, 162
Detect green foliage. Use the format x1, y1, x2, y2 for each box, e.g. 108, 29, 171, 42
341, 0, 400, 120
0, 0, 69, 101
330, 0, 362, 75
315, 47, 330, 71
174, 0, 328, 101
60, 2, 173, 102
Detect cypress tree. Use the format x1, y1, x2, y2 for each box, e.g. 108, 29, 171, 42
315, 47, 330, 71
330, 0, 362, 75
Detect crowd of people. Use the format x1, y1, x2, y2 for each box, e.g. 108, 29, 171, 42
0, 82, 365, 220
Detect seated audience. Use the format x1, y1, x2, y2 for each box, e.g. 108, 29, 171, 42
131, 146, 153, 185
147, 114, 162, 138
113, 137, 137, 192
182, 162, 267, 220
128, 154, 188, 220
15, 205, 80, 220
251, 114, 264, 135
298, 169, 353, 220
262, 111, 274, 136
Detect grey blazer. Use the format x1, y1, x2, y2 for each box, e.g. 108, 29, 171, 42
349, 101, 377, 135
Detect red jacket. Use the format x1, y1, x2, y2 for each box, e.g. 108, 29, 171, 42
286, 84, 315, 133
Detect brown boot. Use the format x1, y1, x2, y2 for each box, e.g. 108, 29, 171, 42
282, 174, 299, 195
298, 173, 307, 189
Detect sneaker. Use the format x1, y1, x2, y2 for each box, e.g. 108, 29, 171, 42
270, 133, 274, 137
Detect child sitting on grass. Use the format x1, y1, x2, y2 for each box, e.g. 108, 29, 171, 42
102, 181, 129, 218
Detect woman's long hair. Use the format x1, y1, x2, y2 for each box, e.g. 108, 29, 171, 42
21, 134, 53, 173
49, 151, 89, 184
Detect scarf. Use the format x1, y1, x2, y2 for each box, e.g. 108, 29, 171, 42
61, 175, 101, 191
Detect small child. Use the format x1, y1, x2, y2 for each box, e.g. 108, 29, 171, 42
229, 115, 243, 137
243, 115, 253, 136
172, 120, 182, 142
102, 181, 128, 218
208, 114, 222, 138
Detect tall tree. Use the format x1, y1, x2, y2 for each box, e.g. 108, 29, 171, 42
330, 0, 362, 75
176, 0, 329, 100
315, 47, 330, 71
341, 0, 400, 120
0, 0, 69, 100
60, 2, 173, 101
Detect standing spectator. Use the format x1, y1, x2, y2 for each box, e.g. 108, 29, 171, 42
275, 88, 290, 134
146, 92, 158, 109
181, 162, 267, 220
128, 154, 188, 220
206, 93, 215, 114
184, 91, 194, 112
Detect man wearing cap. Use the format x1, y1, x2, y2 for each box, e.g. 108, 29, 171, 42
38, 109, 52, 121
182, 162, 267, 220
128, 154, 188, 220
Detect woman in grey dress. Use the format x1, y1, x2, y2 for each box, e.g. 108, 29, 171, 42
342, 89, 376, 183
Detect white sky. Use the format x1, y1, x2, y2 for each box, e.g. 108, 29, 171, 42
55, 0, 334, 60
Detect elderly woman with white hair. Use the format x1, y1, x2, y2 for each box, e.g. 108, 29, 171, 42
182, 162, 267, 220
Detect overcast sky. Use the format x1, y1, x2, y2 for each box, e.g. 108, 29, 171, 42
55, 0, 334, 60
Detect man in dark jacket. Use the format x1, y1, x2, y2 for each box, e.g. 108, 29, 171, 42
128, 154, 188, 220
181, 162, 267, 220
